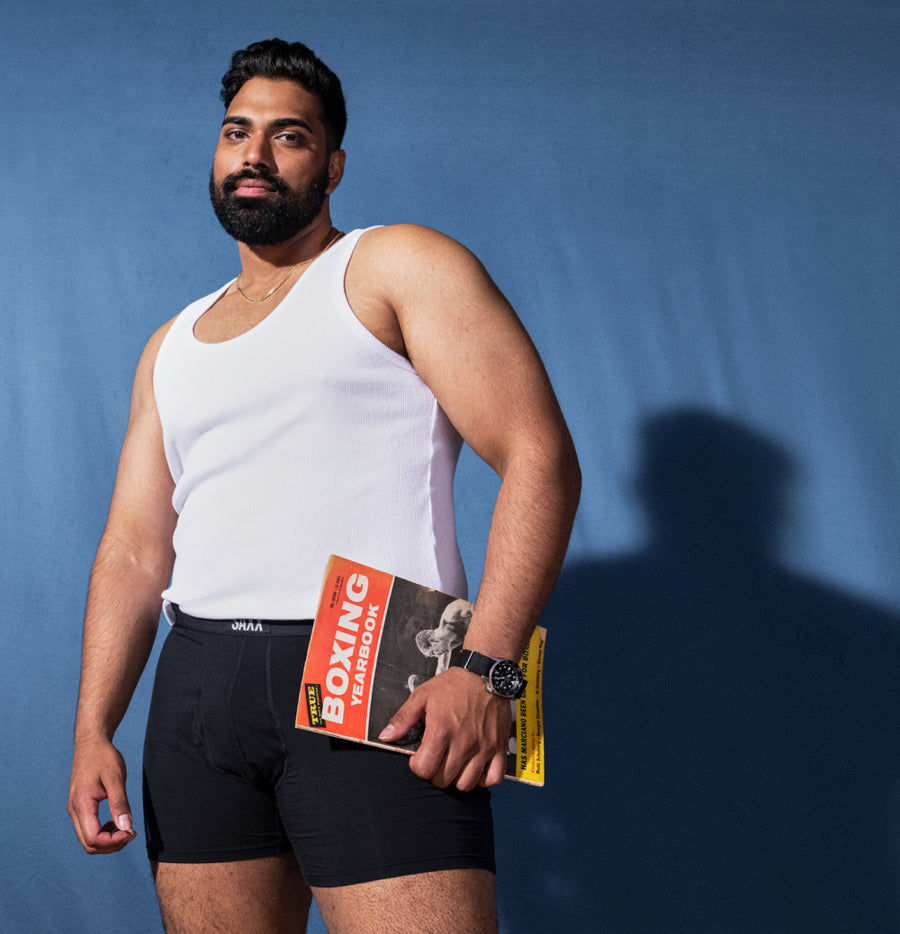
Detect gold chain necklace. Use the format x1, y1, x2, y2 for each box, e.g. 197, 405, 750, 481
234, 229, 343, 303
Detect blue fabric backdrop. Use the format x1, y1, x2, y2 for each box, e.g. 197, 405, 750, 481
2, 1, 897, 931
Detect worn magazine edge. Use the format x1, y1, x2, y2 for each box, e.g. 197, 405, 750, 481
295, 555, 546, 787
292, 723, 545, 787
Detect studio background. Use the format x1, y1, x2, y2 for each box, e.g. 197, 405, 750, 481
2, 1, 898, 931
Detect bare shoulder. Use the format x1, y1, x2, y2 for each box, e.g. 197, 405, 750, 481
356, 222, 466, 252
346, 225, 505, 358
143, 314, 179, 362
132, 315, 180, 405
352, 223, 485, 283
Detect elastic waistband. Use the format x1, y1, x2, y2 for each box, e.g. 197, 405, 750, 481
172, 605, 313, 636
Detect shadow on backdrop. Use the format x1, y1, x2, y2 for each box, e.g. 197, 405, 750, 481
498, 408, 900, 933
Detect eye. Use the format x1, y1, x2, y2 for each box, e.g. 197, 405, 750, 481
276, 131, 306, 146
223, 128, 248, 140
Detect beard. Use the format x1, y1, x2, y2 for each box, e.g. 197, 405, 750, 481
208, 164, 330, 246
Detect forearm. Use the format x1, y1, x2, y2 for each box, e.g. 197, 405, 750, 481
385, 436, 579, 789
464, 436, 581, 660
74, 532, 172, 743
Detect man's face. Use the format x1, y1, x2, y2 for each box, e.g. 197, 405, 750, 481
209, 77, 343, 245
438, 600, 472, 632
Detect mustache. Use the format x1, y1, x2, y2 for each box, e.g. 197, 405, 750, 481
220, 170, 289, 196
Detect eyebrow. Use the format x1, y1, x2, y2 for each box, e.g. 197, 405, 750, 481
222, 115, 314, 133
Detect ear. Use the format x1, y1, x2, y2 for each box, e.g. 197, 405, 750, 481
326, 149, 346, 194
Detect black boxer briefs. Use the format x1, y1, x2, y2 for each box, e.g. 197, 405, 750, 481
142, 611, 495, 886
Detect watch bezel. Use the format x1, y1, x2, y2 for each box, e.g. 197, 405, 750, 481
452, 649, 526, 699
486, 657, 526, 699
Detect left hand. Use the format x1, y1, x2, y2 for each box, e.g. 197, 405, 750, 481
379, 667, 511, 791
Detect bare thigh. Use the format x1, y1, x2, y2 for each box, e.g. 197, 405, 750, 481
152, 853, 312, 934
312, 868, 497, 934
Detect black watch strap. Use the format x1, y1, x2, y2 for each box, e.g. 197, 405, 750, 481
455, 649, 494, 678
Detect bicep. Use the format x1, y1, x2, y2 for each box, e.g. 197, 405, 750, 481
390, 231, 569, 474
102, 325, 177, 571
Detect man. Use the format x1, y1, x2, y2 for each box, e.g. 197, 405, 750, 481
415, 599, 472, 672
68, 38, 580, 933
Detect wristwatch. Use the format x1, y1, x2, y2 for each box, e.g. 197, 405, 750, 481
452, 650, 526, 699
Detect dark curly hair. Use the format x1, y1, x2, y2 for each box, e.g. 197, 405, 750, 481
220, 38, 347, 150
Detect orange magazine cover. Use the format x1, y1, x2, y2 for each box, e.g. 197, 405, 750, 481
296, 555, 546, 785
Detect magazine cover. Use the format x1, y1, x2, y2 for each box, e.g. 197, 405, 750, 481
295, 555, 546, 786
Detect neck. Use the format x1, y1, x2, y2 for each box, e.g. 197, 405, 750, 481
236, 214, 336, 281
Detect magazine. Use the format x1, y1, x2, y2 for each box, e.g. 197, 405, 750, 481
295, 555, 546, 786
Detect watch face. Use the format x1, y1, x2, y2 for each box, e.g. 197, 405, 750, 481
489, 659, 525, 698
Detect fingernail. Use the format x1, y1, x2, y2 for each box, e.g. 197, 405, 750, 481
378, 724, 396, 741
116, 814, 133, 833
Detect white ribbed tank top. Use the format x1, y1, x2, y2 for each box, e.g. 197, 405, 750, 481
154, 228, 466, 620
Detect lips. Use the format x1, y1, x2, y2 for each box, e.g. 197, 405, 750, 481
222, 172, 286, 197
234, 180, 275, 196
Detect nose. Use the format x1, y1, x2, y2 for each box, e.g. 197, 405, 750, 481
243, 132, 273, 170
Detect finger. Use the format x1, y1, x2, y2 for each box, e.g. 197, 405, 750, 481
99, 820, 138, 849
73, 803, 133, 855
455, 755, 490, 793
434, 728, 487, 790
68, 785, 103, 849
96, 778, 135, 849
107, 795, 134, 837
70, 778, 134, 854
101, 761, 133, 829
378, 691, 426, 743
85, 831, 135, 854
408, 725, 453, 785
480, 749, 507, 788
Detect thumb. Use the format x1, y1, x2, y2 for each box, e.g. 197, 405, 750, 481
379, 690, 426, 742
107, 785, 134, 835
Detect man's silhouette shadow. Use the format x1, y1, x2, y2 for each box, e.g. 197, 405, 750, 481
495, 408, 900, 932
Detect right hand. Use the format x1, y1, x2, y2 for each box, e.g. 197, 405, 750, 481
379, 666, 511, 792
68, 737, 137, 854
